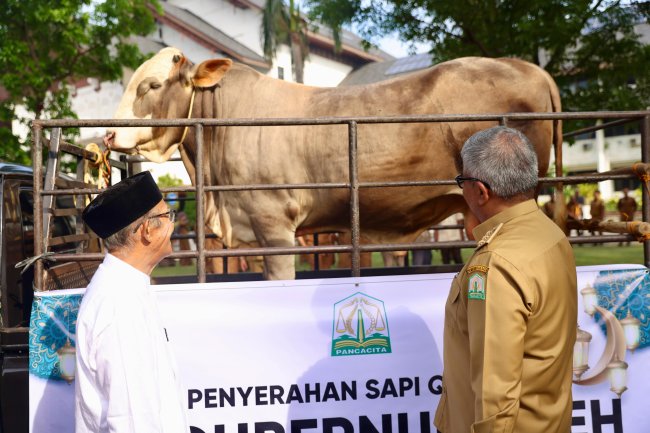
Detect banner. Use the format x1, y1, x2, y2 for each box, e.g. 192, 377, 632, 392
29, 265, 650, 432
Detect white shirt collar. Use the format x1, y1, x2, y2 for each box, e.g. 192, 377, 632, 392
103, 253, 150, 287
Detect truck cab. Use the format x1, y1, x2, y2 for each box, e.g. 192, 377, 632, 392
0, 162, 35, 433
0, 161, 81, 433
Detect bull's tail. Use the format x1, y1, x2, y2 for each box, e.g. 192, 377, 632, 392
543, 70, 568, 233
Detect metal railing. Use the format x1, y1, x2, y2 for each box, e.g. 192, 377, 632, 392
31, 110, 650, 289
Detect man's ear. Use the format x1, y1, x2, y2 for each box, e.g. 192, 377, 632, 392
476, 183, 491, 206
140, 219, 155, 244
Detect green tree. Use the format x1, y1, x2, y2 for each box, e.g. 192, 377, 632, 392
0, 0, 161, 164
262, 0, 311, 83
307, 0, 650, 112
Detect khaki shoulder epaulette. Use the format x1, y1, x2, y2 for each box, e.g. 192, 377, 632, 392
476, 223, 504, 250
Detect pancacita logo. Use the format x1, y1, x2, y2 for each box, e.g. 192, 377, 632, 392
331, 292, 391, 357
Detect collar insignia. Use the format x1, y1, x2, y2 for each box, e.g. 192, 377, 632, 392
476, 223, 504, 249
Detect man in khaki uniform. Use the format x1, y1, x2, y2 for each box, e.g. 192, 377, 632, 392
590, 190, 605, 222
617, 187, 637, 222
617, 187, 638, 246
434, 126, 577, 433
589, 190, 605, 241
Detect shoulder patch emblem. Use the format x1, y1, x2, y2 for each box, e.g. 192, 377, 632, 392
468, 272, 486, 300
466, 265, 489, 275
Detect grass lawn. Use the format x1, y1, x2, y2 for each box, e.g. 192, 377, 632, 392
153, 243, 646, 277
570, 243, 644, 266
153, 261, 199, 277
425, 244, 644, 267
373, 244, 645, 268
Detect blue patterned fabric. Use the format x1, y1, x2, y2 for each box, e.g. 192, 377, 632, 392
29, 293, 82, 381
593, 269, 649, 350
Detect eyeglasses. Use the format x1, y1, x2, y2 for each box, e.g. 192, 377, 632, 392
455, 175, 491, 190
150, 209, 177, 223
133, 209, 177, 233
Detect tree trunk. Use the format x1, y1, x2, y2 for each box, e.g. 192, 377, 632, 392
290, 33, 304, 84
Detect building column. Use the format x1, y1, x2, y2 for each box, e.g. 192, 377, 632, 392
596, 120, 614, 199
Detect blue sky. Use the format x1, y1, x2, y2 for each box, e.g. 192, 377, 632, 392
377, 34, 429, 58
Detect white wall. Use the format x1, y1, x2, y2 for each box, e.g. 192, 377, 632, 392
269, 45, 293, 80
71, 81, 125, 141
561, 134, 642, 172
11, 81, 124, 145
169, 0, 264, 55
303, 53, 353, 87
166, 1, 353, 86
158, 25, 218, 62
270, 45, 352, 86
546, 134, 643, 200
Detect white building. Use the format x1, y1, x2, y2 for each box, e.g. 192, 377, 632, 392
555, 127, 643, 200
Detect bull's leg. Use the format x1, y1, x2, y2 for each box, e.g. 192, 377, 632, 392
249, 215, 296, 280
263, 253, 296, 280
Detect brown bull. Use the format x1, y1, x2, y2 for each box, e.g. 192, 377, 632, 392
109, 47, 561, 280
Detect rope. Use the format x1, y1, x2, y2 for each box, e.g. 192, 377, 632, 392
83, 143, 111, 189
178, 89, 196, 147
632, 162, 650, 193
627, 221, 650, 242
15, 252, 57, 274
628, 164, 649, 241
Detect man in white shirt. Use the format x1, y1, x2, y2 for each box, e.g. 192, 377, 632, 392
76, 171, 188, 433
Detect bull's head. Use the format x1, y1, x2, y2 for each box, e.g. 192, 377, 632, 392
109, 47, 232, 163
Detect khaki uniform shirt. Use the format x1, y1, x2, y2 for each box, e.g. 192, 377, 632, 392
590, 198, 605, 220
617, 196, 637, 221
434, 200, 577, 433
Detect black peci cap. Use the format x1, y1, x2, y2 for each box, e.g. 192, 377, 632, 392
82, 171, 163, 239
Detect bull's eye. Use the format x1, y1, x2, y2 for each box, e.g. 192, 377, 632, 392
150, 81, 162, 89
173, 54, 181, 63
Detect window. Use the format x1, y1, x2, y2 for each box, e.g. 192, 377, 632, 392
19, 189, 35, 244
277, 67, 285, 80
614, 178, 641, 191
604, 124, 640, 137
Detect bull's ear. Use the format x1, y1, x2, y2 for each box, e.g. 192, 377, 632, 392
191, 59, 233, 88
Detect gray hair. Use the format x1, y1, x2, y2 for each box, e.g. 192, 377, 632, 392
103, 207, 163, 252
460, 126, 538, 199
